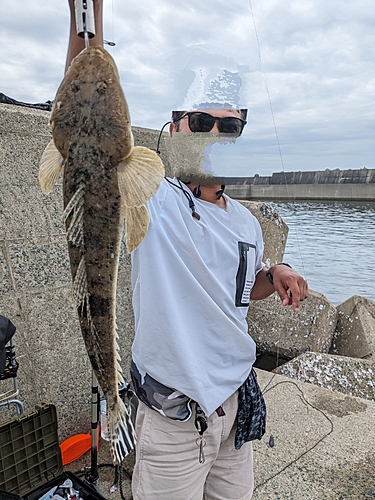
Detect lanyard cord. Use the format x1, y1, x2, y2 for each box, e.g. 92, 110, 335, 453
164, 177, 201, 220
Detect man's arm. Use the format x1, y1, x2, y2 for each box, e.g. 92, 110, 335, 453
66, 0, 104, 72
250, 264, 308, 313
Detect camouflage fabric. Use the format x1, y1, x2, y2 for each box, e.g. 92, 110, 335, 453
131, 361, 266, 446
130, 361, 193, 421
235, 369, 267, 449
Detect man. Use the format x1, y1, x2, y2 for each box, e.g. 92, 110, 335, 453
65, 2, 308, 498
130, 110, 307, 500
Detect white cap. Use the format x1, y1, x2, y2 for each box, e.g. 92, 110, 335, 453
176, 50, 245, 111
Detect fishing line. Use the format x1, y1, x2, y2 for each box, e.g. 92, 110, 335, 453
253, 379, 334, 492
247, 0, 334, 489
247, 0, 307, 372
110, 0, 115, 55
247, 0, 307, 282
246, 1, 308, 385
103, 0, 116, 50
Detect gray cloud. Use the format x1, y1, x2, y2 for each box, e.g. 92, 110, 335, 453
0, 0, 373, 176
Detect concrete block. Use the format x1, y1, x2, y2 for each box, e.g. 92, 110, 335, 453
276, 351, 375, 402
249, 289, 337, 359
5, 236, 71, 291
0, 288, 91, 439
330, 295, 375, 359
239, 201, 288, 267
253, 369, 374, 499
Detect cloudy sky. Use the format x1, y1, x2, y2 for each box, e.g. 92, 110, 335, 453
1, 0, 374, 176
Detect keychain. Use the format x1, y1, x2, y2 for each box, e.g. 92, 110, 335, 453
195, 404, 208, 464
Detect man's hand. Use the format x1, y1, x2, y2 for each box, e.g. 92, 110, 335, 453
271, 264, 308, 312
66, 0, 104, 72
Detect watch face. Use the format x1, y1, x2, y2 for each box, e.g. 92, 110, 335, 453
266, 269, 274, 286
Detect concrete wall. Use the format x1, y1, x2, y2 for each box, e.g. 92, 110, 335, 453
0, 104, 166, 437
225, 183, 375, 201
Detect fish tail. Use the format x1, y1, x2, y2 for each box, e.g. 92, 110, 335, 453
108, 397, 136, 464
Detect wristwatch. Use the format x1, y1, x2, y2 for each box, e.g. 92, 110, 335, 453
266, 263, 292, 285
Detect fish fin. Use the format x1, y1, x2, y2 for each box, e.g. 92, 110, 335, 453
71, 256, 99, 344
117, 146, 164, 207
72, 256, 88, 309
63, 184, 85, 247
118, 371, 125, 385
123, 205, 149, 253
115, 334, 123, 380
38, 140, 64, 194
116, 342, 122, 362
109, 398, 136, 465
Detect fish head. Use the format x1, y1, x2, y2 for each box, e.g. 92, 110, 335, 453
51, 46, 133, 165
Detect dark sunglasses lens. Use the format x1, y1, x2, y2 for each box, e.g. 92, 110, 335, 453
219, 117, 244, 134
188, 113, 215, 132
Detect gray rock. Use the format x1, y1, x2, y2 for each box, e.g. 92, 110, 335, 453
239, 200, 288, 267
276, 351, 375, 401
330, 295, 375, 359
249, 289, 337, 359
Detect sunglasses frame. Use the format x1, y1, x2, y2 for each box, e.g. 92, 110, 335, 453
176, 111, 247, 134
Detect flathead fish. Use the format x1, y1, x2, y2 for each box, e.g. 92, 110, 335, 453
38, 46, 164, 464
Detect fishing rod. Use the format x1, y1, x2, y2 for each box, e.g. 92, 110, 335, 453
72, 2, 102, 492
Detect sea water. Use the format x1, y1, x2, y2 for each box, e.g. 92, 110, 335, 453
268, 200, 375, 306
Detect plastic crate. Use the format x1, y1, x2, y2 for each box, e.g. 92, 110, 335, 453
0, 491, 20, 500
27, 471, 107, 500
0, 404, 106, 500
0, 403, 62, 497
0, 471, 107, 500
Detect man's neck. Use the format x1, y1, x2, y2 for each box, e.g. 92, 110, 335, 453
186, 184, 226, 208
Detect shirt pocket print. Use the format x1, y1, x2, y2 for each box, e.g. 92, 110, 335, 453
235, 241, 256, 307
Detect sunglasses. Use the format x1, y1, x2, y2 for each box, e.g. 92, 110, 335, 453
176, 112, 247, 134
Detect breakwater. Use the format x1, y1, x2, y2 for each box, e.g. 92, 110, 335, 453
224, 169, 375, 200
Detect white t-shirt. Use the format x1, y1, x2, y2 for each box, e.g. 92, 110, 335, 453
131, 178, 264, 416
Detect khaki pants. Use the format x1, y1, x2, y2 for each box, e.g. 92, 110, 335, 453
132, 390, 254, 500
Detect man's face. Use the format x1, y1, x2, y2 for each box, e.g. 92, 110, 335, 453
170, 109, 244, 134
168, 108, 247, 186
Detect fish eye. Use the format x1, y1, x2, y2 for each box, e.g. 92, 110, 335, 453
97, 82, 107, 94
71, 80, 80, 93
